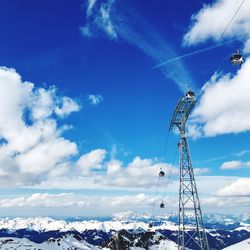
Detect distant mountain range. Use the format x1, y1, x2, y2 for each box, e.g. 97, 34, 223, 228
0, 212, 249, 249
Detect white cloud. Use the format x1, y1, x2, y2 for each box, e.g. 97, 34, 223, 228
110, 193, 155, 207
183, 0, 250, 53
34, 155, 179, 190
203, 195, 250, 208
221, 160, 241, 170
220, 160, 242, 170
193, 167, 210, 175
0, 68, 177, 190
0, 193, 89, 208
88, 94, 103, 106
188, 59, 250, 137
82, 0, 117, 39
17, 137, 77, 174
98, 0, 117, 39
101, 156, 178, 188
216, 178, 250, 196
0, 193, 92, 209
184, 1, 250, 137
106, 159, 121, 175
86, 0, 98, 17
0, 67, 79, 185
54, 96, 80, 117
220, 160, 250, 170
77, 149, 106, 175
0, 192, 156, 210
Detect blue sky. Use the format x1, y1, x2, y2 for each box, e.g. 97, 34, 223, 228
0, 0, 250, 216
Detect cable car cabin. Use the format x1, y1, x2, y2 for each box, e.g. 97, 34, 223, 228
185, 91, 195, 99
148, 223, 153, 228
230, 51, 244, 65
160, 202, 165, 208
159, 170, 165, 177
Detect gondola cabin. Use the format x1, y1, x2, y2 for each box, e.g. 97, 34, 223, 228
185, 91, 195, 99
230, 50, 244, 65
159, 170, 165, 177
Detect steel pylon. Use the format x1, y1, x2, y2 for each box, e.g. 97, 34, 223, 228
169, 91, 209, 250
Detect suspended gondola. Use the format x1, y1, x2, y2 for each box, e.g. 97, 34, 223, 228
230, 49, 244, 65
160, 202, 165, 208
159, 169, 165, 177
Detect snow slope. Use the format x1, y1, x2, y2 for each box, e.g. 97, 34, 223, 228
223, 238, 250, 249
0, 235, 101, 249
0, 235, 178, 250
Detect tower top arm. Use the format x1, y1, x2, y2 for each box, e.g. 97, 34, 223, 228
169, 91, 197, 133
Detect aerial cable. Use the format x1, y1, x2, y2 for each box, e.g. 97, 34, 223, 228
219, 0, 246, 40
152, 36, 243, 69
150, 175, 161, 218
160, 145, 178, 203
153, 0, 247, 69
161, 168, 173, 203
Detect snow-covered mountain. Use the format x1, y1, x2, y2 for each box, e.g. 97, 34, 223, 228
223, 238, 250, 249
0, 229, 178, 250
0, 234, 100, 250
0, 213, 249, 249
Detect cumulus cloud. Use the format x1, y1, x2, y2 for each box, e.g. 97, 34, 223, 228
203, 195, 250, 208
0, 67, 79, 185
220, 160, 241, 170
188, 59, 250, 137
216, 178, 250, 196
0, 67, 177, 189
88, 94, 103, 106
0, 193, 89, 208
183, 0, 250, 53
193, 167, 210, 175
201, 178, 250, 211
220, 160, 250, 170
34, 155, 179, 190
183, 1, 250, 137
77, 149, 106, 175
101, 156, 178, 188
54, 96, 80, 117
0, 192, 157, 210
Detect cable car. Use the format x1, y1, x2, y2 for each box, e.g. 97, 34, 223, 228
159, 170, 165, 177
160, 202, 165, 208
185, 91, 195, 99
148, 223, 153, 228
230, 50, 244, 65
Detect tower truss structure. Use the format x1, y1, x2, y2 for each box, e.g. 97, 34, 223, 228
169, 91, 209, 250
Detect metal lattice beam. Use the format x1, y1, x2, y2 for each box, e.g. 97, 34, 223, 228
169, 91, 209, 250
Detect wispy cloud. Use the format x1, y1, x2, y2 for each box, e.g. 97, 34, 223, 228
88, 94, 103, 106
234, 149, 250, 157
82, 0, 117, 39
81, 0, 193, 92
